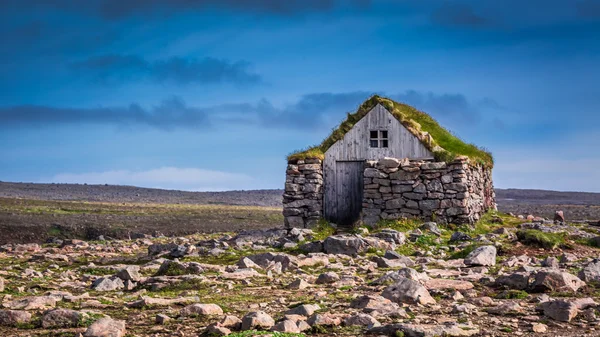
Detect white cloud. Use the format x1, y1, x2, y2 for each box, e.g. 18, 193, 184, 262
49, 167, 258, 191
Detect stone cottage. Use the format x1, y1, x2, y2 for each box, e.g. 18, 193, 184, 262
283, 95, 496, 228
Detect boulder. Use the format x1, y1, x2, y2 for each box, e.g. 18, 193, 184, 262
271, 319, 301, 333
180, 303, 223, 316
42, 309, 83, 328
92, 277, 125, 292
241, 311, 275, 330
84, 317, 126, 337
323, 235, 368, 256
531, 270, 585, 293
286, 304, 320, 317
316, 272, 340, 284
495, 272, 531, 290
578, 260, 600, 283
344, 313, 380, 327
450, 232, 472, 242
116, 266, 141, 282
0, 310, 32, 327
370, 229, 406, 245
381, 277, 436, 305
539, 300, 578, 322
287, 279, 310, 290
369, 323, 479, 337
464, 246, 496, 266
3, 296, 57, 310
307, 313, 342, 327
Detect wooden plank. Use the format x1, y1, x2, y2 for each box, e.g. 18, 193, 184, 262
323, 104, 432, 163
332, 161, 363, 226
323, 103, 432, 224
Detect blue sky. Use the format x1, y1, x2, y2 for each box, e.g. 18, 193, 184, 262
1, 0, 599, 192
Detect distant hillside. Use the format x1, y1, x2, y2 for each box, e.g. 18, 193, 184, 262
0, 182, 598, 209
495, 188, 600, 205
0, 182, 282, 207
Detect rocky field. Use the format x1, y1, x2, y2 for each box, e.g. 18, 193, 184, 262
1, 212, 600, 336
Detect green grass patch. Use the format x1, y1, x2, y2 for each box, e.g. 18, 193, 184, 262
448, 244, 478, 259
287, 95, 493, 167
516, 230, 567, 249
311, 219, 336, 241
495, 290, 529, 300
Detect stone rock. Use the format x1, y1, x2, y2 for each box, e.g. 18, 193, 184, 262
271, 319, 301, 333
155, 260, 203, 276
241, 311, 275, 330
205, 324, 231, 336
369, 322, 479, 337
531, 270, 585, 293
92, 277, 125, 292
450, 232, 472, 242
116, 266, 141, 282
495, 272, 531, 290
420, 222, 442, 236
316, 272, 339, 284
370, 229, 406, 245
554, 211, 565, 223
383, 250, 403, 259
147, 243, 179, 256
286, 304, 320, 317
379, 157, 401, 168
287, 279, 310, 290
424, 278, 474, 291
237, 257, 262, 269
486, 302, 524, 315
42, 309, 83, 328
323, 235, 368, 256
578, 259, 600, 283
382, 277, 436, 305
155, 314, 170, 324
541, 257, 559, 269
3, 296, 57, 310
180, 303, 223, 316
464, 246, 496, 266
129, 296, 199, 308
221, 268, 262, 279
84, 317, 126, 337
307, 313, 342, 327
299, 241, 323, 253
532, 323, 547, 333
372, 268, 428, 285
245, 252, 297, 271
539, 300, 578, 322
220, 315, 242, 329
0, 277, 4, 292
344, 313, 380, 327
0, 310, 32, 327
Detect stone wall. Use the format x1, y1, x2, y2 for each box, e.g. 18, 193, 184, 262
361, 157, 495, 225
283, 159, 324, 228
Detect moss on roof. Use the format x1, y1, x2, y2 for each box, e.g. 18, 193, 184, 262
287, 95, 493, 167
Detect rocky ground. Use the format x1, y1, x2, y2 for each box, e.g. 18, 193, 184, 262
2, 212, 600, 336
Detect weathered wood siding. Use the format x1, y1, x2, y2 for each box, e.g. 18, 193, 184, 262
324, 104, 433, 222
327, 161, 364, 225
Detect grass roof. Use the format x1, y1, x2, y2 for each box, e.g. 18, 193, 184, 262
287, 95, 493, 167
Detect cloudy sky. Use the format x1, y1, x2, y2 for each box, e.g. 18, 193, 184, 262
1, 0, 599, 192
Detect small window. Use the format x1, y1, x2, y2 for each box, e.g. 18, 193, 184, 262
370, 130, 389, 148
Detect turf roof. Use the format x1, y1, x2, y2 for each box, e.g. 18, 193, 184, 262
287, 95, 493, 167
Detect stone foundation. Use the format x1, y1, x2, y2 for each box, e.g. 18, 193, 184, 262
361, 157, 495, 225
283, 159, 324, 228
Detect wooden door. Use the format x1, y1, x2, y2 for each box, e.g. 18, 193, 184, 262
329, 161, 364, 226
